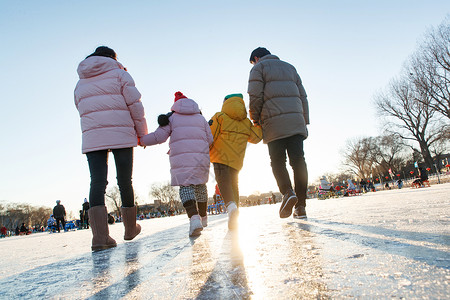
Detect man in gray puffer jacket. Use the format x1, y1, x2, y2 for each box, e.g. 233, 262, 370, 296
247, 47, 309, 219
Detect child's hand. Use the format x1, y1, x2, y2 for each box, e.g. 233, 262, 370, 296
138, 137, 146, 149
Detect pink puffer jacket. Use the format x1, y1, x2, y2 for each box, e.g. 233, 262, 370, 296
141, 98, 213, 186
74, 56, 148, 153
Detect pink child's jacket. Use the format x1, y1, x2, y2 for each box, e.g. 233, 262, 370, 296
141, 98, 213, 186
74, 56, 148, 153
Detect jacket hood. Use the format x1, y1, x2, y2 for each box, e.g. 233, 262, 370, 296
77, 56, 125, 79
222, 95, 247, 121
171, 98, 201, 115
258, 54, 279, 63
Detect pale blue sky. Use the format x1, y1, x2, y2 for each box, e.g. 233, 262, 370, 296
1, 1, 448, 216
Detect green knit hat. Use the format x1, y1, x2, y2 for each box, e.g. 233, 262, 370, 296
223, 93, 243, 102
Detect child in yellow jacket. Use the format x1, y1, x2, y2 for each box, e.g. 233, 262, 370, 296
209, 93, 262, 229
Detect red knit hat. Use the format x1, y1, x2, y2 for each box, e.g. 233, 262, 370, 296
174, 91, 187, 102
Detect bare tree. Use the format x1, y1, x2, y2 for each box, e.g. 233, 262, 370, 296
342, 137, 378, 179
247, 192, 262, 204
409, 17, 450, 119
30, 206, 52, 227
134, 194, 141, 207
105, 186, 122, 217
0, 202, 6, 227
431, 128, 450, 157
322, 171, 353, 186
375, 77, 442, 168
0, 202, 52, 229
6, 204, 30, 228
149, 182, 179, 209
372, 135, 408, 175
105, 185, 142, 217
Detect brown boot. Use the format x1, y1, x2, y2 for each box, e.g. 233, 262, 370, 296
88, 205, 117, 251
121, 206, 141, 241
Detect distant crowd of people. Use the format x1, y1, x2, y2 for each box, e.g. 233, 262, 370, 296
0, 223, 46, 238
316, 167, 431, 198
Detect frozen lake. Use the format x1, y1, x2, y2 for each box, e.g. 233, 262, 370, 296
0, 183, 449, 299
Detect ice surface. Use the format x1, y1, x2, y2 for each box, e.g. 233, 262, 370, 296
0, 184, 449, 299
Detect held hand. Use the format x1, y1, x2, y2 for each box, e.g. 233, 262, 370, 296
137, 137, 146, 149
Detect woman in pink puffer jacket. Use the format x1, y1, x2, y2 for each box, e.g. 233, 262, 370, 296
74, 46, 148, 251
141, 92, 213, 237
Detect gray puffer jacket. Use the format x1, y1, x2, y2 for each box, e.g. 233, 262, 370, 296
248, 54, 309, 144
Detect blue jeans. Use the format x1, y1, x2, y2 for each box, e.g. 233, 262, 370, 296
86, 148, 135, 208
268, 134, 308, 207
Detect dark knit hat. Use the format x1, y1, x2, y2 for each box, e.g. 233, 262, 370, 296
86, 46, 117, 60
249, 47, 271, 63
174, 91, 187, 102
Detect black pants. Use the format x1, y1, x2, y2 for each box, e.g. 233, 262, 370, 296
267, 134, 308, 207
55, 217, 65, 232
213, 163, 240, 207
86, 148, 135, 208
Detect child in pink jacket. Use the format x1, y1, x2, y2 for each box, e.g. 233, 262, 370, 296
140, 92, 213, 237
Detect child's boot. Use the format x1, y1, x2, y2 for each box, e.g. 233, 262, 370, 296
201, 216, 208, 227
189, 215, 203, 237
197, 201, 208, 227
227, 202, 239, 230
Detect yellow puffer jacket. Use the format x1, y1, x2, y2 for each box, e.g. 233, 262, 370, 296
209, 94, 262, 171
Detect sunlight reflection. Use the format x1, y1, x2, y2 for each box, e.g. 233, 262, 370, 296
236, 209, 267, 299
91, 250, 113, 296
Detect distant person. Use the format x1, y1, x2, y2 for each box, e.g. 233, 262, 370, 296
271, 192, 277, 204
419, 167, 430, 187
209, 93, 262, 229
75, 46, 148, 250
47, 215, 56, 232
367, 181, 375, 192
1, 225, 7, 237
397, 179, 403, 189
53, 200, 66, 233
213, 184, 221, 205
419, 167, 428, 181
384, 182, 391, 190
412, 175, 422, 188
78, 210, 83, 228
212, 184, 222, 214
19, 223, 27, 235
82, 198, 90, 229
248, 47, 309, 219
15, 226, 20, 236
359, 179, 367, 192
140, 92, 213, 237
